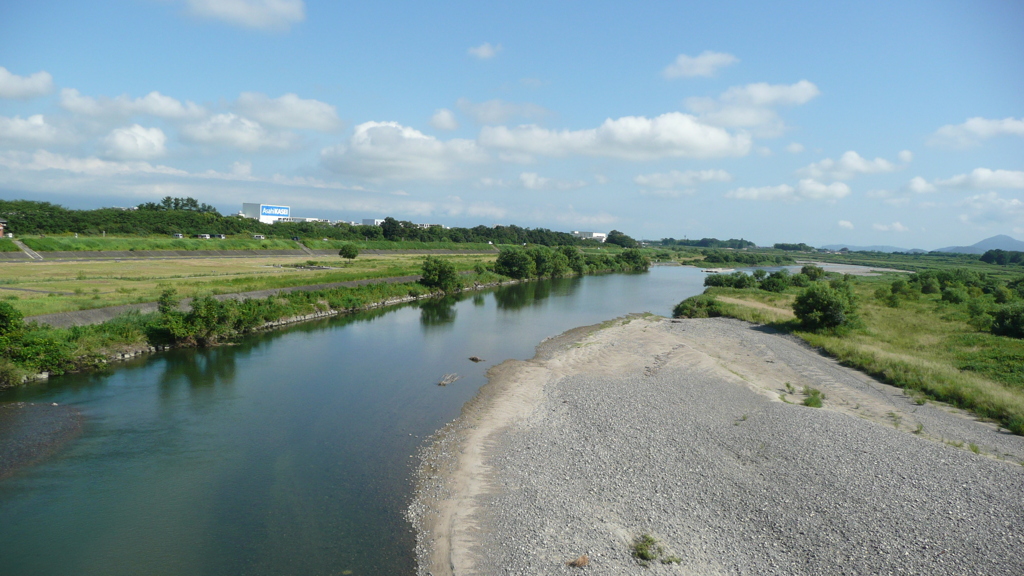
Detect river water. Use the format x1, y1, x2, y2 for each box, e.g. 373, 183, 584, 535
0, 266, 706, 576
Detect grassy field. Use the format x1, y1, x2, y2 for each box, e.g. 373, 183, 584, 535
19, 236, 300, 251
0, 238, 18, 252
0, 252, 497, 316
703, 273, 1024, 433
303, 239, 496, 251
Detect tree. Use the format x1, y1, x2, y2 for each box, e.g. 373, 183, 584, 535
0, 301, 24, 337
338, 244, 359, 259
380, 217, 402, 241
800, 264, 826, 281
558, 245, 587, 275
616, 248, 651, 271
419, 256, 461, 294
606, 230, 639, 248
991, 302, 1024, 338
793, 282, 856, 331
494, 248, 536, 279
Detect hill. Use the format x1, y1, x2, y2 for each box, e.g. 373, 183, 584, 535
932, 235, 1024, 254
820, 244, 926, 254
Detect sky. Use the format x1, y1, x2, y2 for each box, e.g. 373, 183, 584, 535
1, 0, 1022, 249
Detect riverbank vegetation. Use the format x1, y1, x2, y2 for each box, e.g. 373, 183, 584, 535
675, 266, 1024, 434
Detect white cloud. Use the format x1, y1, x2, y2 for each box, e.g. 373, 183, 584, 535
184, 0, 305, 31
786, 142, 804, 154
725, 178, 849, 201
725, 184, 794, 201
898, 150, 913, 163
479, 112, 751, 161
885, 197, 911, 207
662, 51, 738, 79
958, 192, 1024, 226
468, 42, 501, 59
430, 109, 459, 131
638, 188, 693, 198
797, 150, 898, 181
519, 172, 586, 191
873, 222, 909, 232
720, 80, 820, 107
181, 113, 293, 150
838, 220, 854, 230
0, 115, 62, 145
929, 117, 1024, 147
103, 125, 167, 159
60, 88, 206, 119
634, 169, 731, 188
456, 98, 549, 125
907, 176, 936, 193
235, 92, 341, 131
0, 149, 186, 177
0, 67, 54, 99
797, 178, 851, 200
684, 80, 819, 137
936, 168, 1024, 189
321, 121, 487, 180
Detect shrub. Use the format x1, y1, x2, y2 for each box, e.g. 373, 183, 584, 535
673, 294, 724, 318
559, 245, 587, 275
0, 358, 25, 388
801, 264, 826, 281
419, 256, 461, 294
338, 244, 359, 259
752, 269, 768, 281
991, 302, 1024, 338
0, 301, 24, 336
616, 248, 651, 272
941, 286, 969, 304
793, 282, 856, 331
473, 262, 487, 274
494, 248, 536, 279
760, 269, 791, 293
921, 277, 941, 294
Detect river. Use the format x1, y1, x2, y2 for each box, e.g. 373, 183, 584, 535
0, 266, 706, 575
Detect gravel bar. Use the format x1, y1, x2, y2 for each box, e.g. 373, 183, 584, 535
410, 316, 1024, 576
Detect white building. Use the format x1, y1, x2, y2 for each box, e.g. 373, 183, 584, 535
362, 218, 385, 226
571, 230, 608, 242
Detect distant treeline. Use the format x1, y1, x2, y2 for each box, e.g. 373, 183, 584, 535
980, 249, 1024, 266
773, 242, 815, 252
660, 237, 756, 249
0, 198, 599, 247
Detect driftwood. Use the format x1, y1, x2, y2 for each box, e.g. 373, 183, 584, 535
468, 356, 484, 363
438, 373, 461, 386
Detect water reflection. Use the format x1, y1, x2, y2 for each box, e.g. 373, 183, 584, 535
419, 296, 458, 328
158, 347, 238, 390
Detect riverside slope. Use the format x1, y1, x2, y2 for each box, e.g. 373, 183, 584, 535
410, 316, 1024, 576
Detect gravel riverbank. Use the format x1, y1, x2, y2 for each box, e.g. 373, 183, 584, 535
410, 316, 1024, 575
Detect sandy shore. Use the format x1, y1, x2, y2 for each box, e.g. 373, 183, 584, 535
410, 316, 1024, 575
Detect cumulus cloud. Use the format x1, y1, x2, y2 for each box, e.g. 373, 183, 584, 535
103, 125, 167, 159
321, 121, 487, 180
235, 92, 341, 131
633, 169, 731, 188
929, 117, 1024, 147
479, 112, 751, 161
684, 80, 819, 137
786, 142, 804, 154
898, 150, 913, 163
184, 0, 305, 31
907, 176, 936, 194
468, 42, 501, 59
838, 220, 854, 230
0, 149, 186, 177
662, 51, 738, 78
873, 222, 909, 232
725, 179, 849, 201
430, 109, 459, 131
60, 88, 206, 119
519, 172, 586, 191
958, 192, 1024, 227
0, 115, 62, 145
797, 151, 899, 181
457, 98, 549, 125
181, 113, 293, 150
0, 67, 54, 99
936, 168, 1024, 189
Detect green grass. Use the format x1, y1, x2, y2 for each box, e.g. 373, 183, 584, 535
630, 534, 680, 566
702, 275, 1024, 434
0, 239, 19, 252
303, 239, 497, 251
20, 236, 299, 251
802, 386, 825, 407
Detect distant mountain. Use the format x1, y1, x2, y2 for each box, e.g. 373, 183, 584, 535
820, 244, 926, 254
932, 235, 1024, 254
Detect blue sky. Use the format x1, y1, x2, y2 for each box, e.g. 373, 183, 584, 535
1, 0, 1022, 249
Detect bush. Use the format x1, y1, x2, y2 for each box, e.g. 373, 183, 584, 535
801, 264, 826, 281
759, 269, 791, 293
920, 277, 941, 294
991, 302, 1024, 338
559, 245, 587, 275
941, 286, 969, 304
419, 256, 461, 294
0, 301, 24, 336
494, 248, 536, 279
673, 294, 724, 318
0, 358, 25, 388
793, 282, 856, 331
338, 244, 359, 259
616, 248, 651, 272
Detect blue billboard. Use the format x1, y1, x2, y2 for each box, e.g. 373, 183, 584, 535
260, 205, 290, 217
